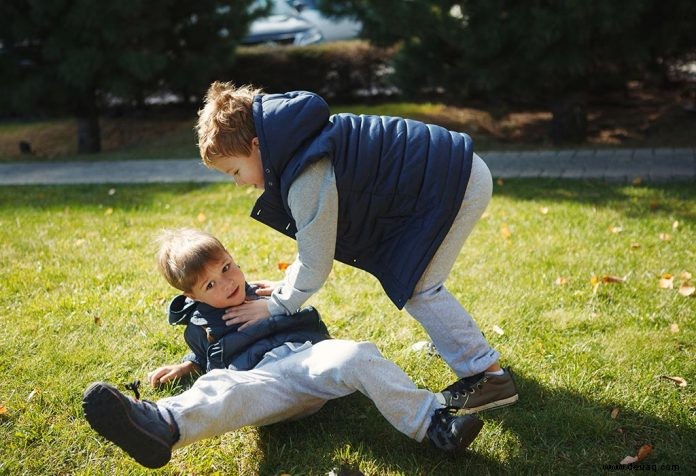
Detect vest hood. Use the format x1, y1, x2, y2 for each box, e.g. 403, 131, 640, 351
253, 91, 330, 186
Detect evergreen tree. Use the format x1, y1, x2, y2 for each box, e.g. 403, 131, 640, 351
0, 0, 261, 153
318, 0, 696, 143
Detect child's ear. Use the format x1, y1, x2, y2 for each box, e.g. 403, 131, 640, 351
251, 137, 259, 148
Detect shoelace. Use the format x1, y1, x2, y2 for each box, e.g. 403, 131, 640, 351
444, 372, 487, 395
125, 379, 141, 400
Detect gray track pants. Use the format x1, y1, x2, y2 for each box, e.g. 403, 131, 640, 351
158, 339, 440, 449
405, 154, 499, 378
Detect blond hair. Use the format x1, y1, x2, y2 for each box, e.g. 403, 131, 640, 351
196, 81, 263, 167
156, 228, 229, 293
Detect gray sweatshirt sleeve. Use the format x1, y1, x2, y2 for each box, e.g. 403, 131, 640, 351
266, 158, 338, 315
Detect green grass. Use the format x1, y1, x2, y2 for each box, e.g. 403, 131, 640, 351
1, 180, 695, 475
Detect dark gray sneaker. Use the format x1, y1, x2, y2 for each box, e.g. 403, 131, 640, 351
439, 368, 518, 414
82, 382, 179, 468
426, 407, 484, 452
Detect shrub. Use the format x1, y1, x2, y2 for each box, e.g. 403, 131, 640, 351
224, 40, 395, 102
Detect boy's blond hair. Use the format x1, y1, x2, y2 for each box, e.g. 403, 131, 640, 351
196, 81, 263, 167
156, 228, 229, 293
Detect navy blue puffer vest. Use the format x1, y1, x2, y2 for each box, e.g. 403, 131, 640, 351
251, 91, 473, 309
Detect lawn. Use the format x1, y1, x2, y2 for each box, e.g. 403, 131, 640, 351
2, 81, 695, 162
0, 180, 694, 475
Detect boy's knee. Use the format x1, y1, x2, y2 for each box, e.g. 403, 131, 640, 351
328, 340, 381, 366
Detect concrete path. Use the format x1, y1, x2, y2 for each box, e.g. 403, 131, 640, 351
0, 148, 694, 185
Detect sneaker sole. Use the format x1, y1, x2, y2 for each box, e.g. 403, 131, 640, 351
82, 382, 171, 468
457, 416, 484, 450
458, 394, 519, 415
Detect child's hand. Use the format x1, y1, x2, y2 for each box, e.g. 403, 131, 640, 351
250, 279, 281, 296
147, 361, 197, 387
223, 299, 271, 330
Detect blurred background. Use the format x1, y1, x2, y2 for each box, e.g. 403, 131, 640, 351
1, 0, 695, 160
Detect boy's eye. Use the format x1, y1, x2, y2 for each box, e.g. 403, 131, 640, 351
222, 264, 230, 272
206, 281, 214, 290
234, 170, 240, 176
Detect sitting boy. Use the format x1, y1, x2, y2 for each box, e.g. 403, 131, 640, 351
82, 228, 484, 469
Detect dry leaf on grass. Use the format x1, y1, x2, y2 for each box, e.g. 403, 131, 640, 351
93, 316, 101, 326
277, 261, 290, 271
620, 444, 653, 465
492, 325, 505, 335
197, 212, 206, 223
26, 390, 37, 402
659, 232, 671, 241
630, 242, 641, 249
610, 408, 620, 419
678, 282, 695, 297
602, 275, 626, 283
500, 223, 512, 239
681, 271, 692, 280
670, 323, 680, 333
0, 405, 8, 417
540, 207, 549, 215
658, 274, 674, 289
104, 207, 113, 216
554, 277, 568, 286
659, 376, 687, 387
610, 226, 623, 234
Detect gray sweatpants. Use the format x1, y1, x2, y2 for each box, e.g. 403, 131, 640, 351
158, 339, 440, 449
405, 154, 499, 378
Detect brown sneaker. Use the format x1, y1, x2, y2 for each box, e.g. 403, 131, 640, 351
439, 368, 519, 414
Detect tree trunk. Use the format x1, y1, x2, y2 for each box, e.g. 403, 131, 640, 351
77, 111, 101, 154
549, 94, 587, 144
76, 87, 101, 154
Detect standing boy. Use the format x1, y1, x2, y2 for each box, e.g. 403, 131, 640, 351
195, 82, 518, 412
82, 228, 483, 469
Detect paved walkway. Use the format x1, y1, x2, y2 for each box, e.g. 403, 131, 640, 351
0, 148, 694, 185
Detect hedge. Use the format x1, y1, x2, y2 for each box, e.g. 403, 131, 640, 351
224, 40, 396, 102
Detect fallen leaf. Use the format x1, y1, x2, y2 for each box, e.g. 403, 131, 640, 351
602, 275, 626, 284
610, 226, 623, 234
670, 323, 680, 333
620, 444, 653, 465
277, 261, 290, 271
680, 271, 692, 280
540, 207, 549, 215
636, 444, 653, 461
197, 212, 206, 223
630, 242, 641, 249
659, 232, 671, 241
554, 277, 568, 286
75, 238, 86, 247
0, 405, 8, 417
104, 207, 113, 216
492, 324, 505, 335
500, 223, 512, 239
658, 273, 674, 289
94, 316, 101, 326
672, 220, 679, 230
610, 408, 620, 419
26, 390, 37, 402
678, 282, 695, 297
659, 375, 687, 387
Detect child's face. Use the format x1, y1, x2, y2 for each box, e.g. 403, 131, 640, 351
184, 252, 247, 309
212, 137, 265, 189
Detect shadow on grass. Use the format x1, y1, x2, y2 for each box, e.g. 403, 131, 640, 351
493, 179, 696, 223
252, 370, 693, 474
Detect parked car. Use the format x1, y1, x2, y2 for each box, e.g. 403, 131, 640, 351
242, 0, 323, 46
291, 0, 361, 42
